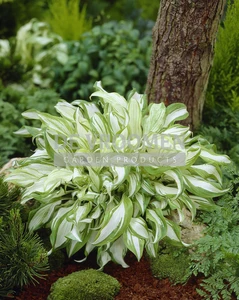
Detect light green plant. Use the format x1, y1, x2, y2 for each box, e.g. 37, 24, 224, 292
0, 40, 10, 57
206, 0, 239, 110
46, 0, 92, 41
14, 19, 67, 87
47, 269, 120, 300
150, 240, 191, 284
5, 82, 230, 268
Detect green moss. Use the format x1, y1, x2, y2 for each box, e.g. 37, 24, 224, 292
150, 241, 191, 284
47, 269, 120, 300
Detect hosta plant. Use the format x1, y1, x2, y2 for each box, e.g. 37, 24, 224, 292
5, 82, 230, 268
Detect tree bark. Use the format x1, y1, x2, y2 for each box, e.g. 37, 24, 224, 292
146, 0, 226, 130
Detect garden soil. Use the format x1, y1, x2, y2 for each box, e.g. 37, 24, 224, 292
14, 252, 203, 300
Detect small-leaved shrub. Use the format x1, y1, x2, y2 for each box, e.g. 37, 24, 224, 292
206, 0, 239, 110
0, 209, 49, 297
5, 82, 230, 268
47, 269, 120, 300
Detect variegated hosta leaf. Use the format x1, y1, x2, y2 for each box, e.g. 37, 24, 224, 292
5, 81, 231, 268
145, 229, 159, 258
189, 164, 222, 185
109, 236, 129, 268
50, 205, 75, 250
124, 229, 145, 261
183, 174, 229, 198
29, 200, 62, 231
134, 193, 150, 215
92, 195, 133, 246
164, 103, 189, 127
38, 112, 75, 136
127, 96, 142, 137
127, 172, 141, 197
143, 103, 166, 134
199, 147, 231, 164
165, 219, 189, 246
146, 208, 167, 243
55, 100, 77, 121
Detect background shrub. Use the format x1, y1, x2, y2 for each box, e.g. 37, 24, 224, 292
206, 0, 239, 110
52, 21, 152, 100
0, 85, 59, 166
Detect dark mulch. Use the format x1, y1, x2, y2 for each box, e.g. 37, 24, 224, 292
13, 252, 203, 300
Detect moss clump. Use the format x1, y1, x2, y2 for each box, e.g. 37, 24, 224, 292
150, 241, 191, 284
47, 269, 120, 300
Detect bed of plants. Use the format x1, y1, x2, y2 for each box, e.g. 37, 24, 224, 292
1, 0, 239, 300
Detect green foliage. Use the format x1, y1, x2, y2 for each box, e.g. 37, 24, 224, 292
0, 176, 20, 221
82, 0, 158, 23
48, 269, 120, 300
46, 0, 92, 40
0, 209, 49, 297
206, 0, 239, 110
136, 0, 159, 20
5, 83, 230, 268
15, 19, 64, 67
0, 85, 28, 166
52, 21, 152, 100
189, 164, 239, 300
2, 19, 151, 100
0, 85, 60, 166
150, 240, 191, 284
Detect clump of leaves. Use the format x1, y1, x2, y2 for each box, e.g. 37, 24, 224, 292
190, 164, 239, 300
0, 85, 60, 166
15, 18, 64, 67
52, 21, 152, 100
48, 269, 120, 300
6, 82, 230, 268
46, 0, 92, 41
150, 239, 191, 284
0, 209, 49, 297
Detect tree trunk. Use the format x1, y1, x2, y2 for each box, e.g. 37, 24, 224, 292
146, 0, 226, 130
